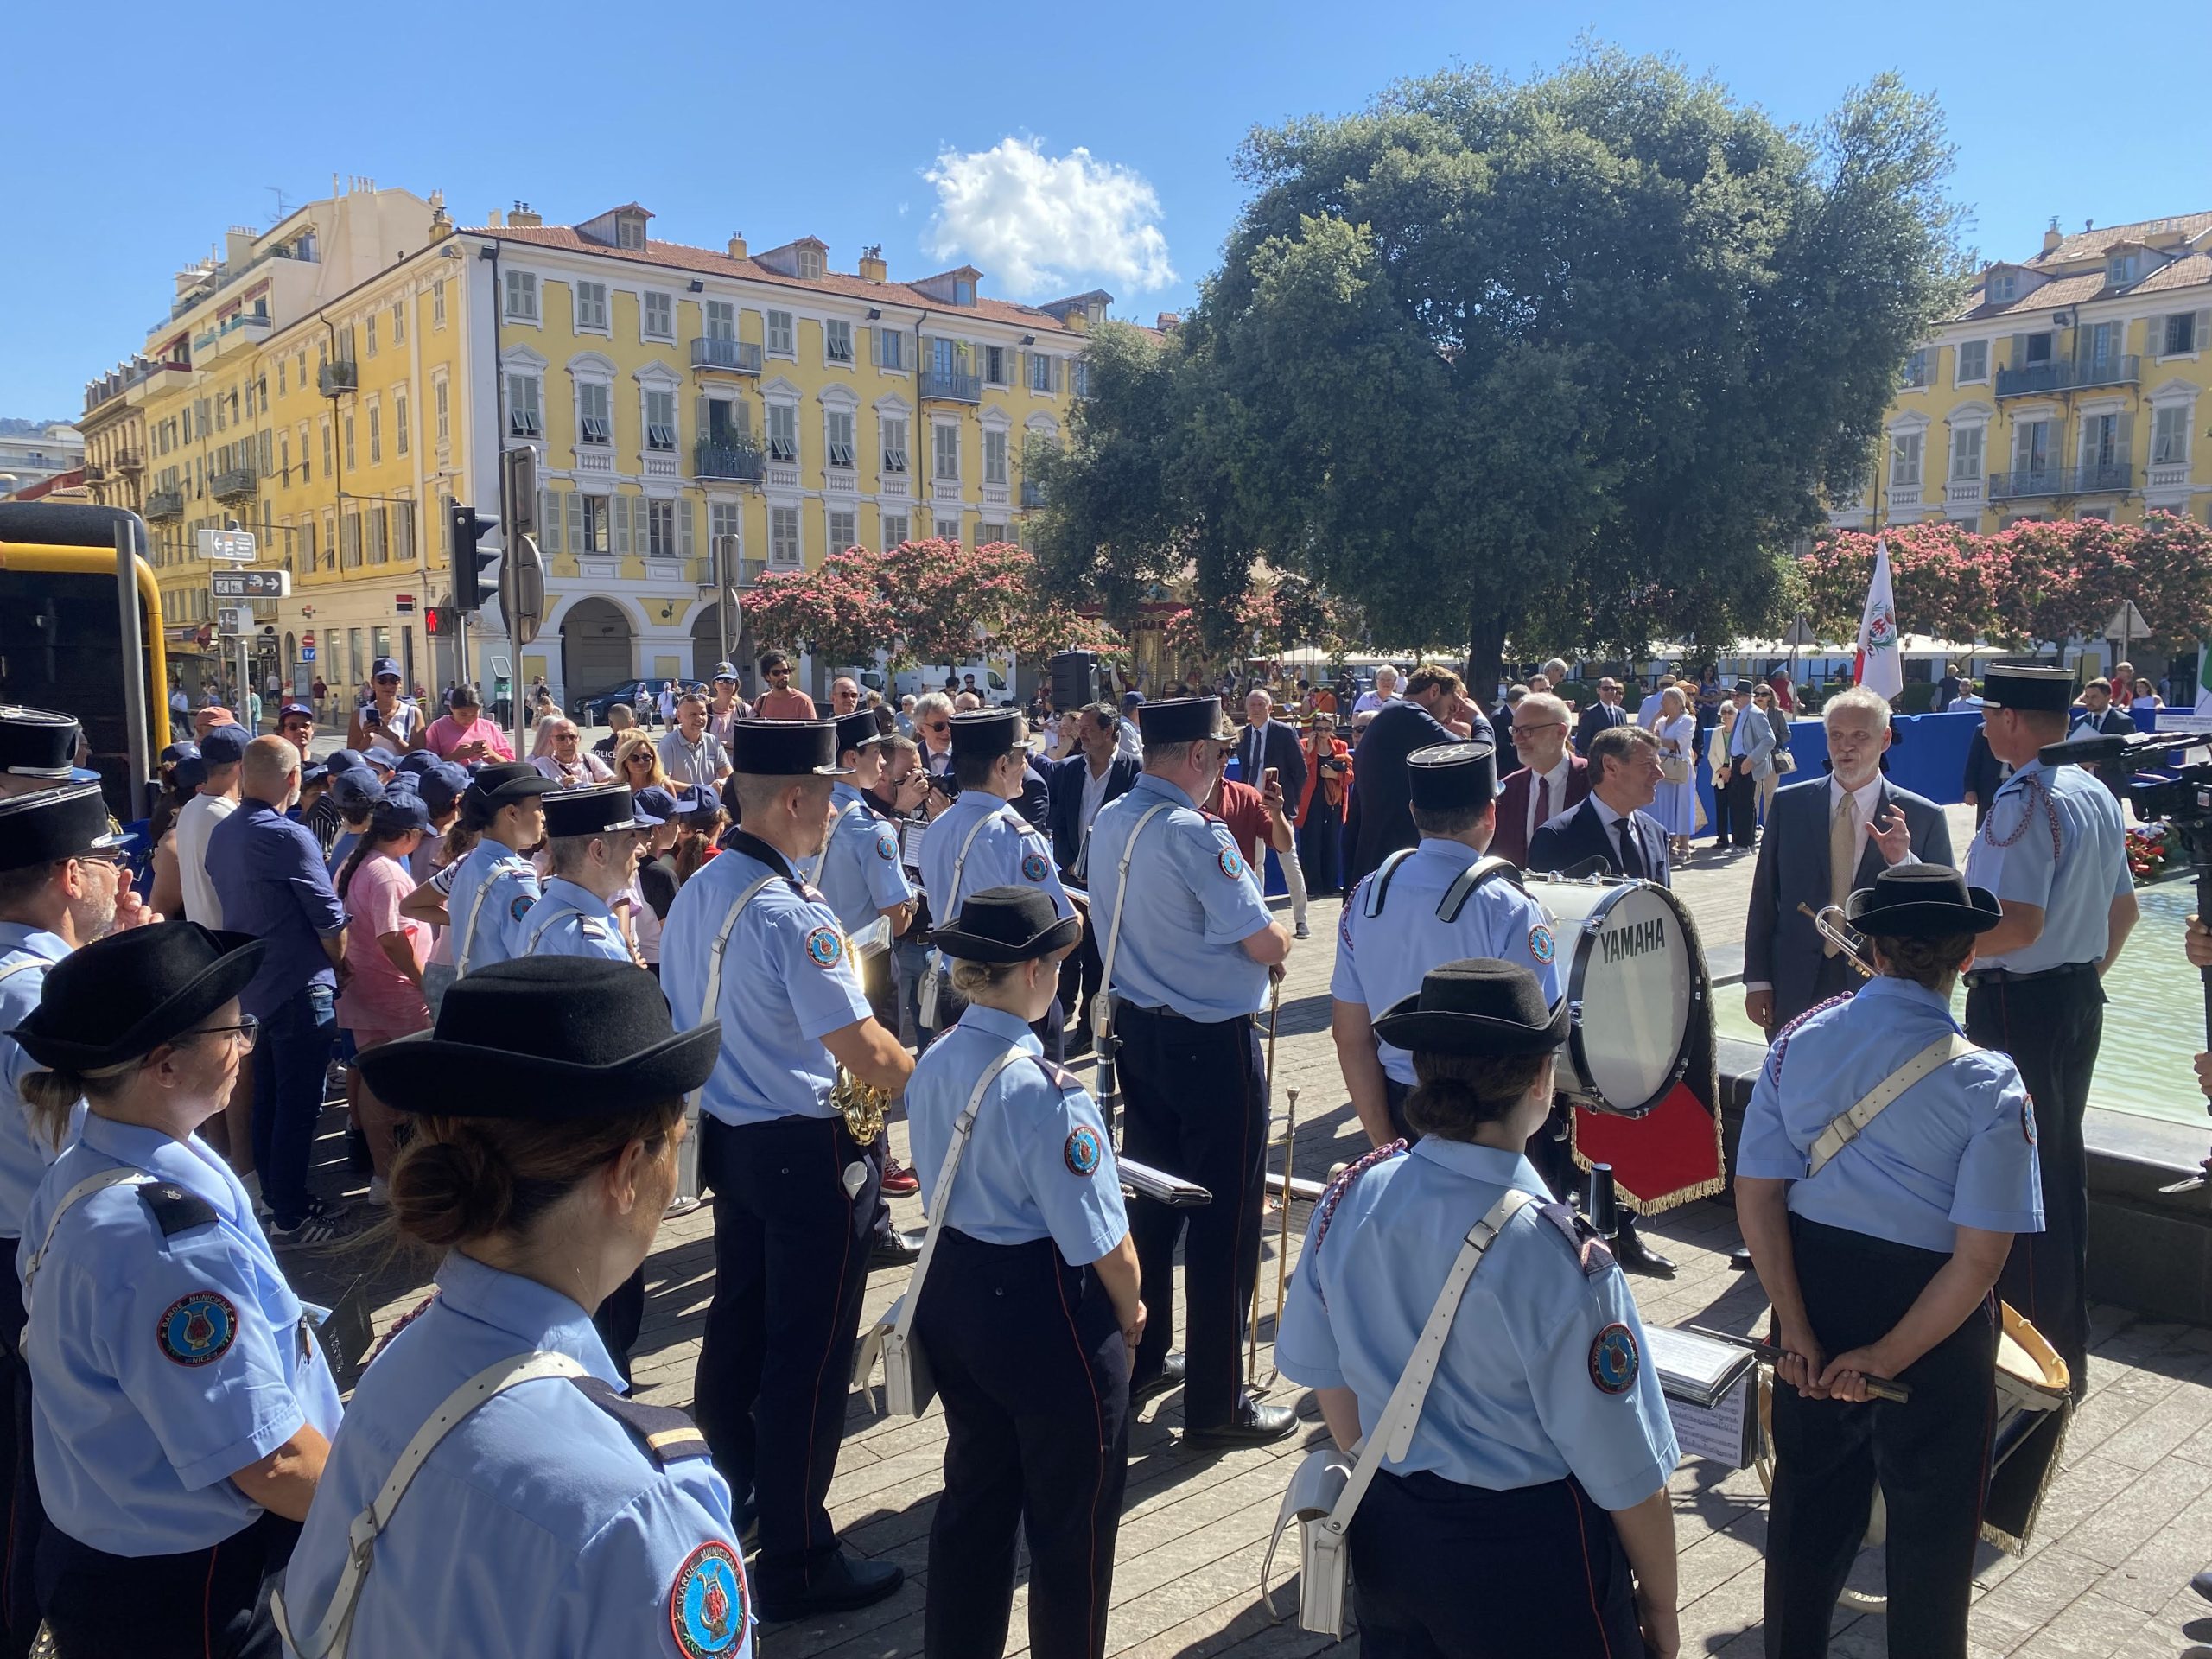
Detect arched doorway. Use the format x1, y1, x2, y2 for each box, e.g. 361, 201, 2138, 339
692, 605, 733, 687
561, 598, 633, 702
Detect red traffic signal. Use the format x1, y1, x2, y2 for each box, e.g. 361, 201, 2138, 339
423, 606, 445, 637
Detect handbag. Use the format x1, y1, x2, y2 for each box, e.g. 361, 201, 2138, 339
1659, 750, 1691, 785
1262, 1187, 1535, 1637
854, 1047, 1027, 1415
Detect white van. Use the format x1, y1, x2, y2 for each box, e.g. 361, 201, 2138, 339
893, 659, 1016, 704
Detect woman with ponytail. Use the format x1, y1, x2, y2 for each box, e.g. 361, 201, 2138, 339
11, 921, 341, 1657
278, 957, 752, 1658
336, 792, 434, 1202
1274, 958, 1681, 1659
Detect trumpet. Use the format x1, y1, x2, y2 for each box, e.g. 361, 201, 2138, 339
1798, 902, 1876, 979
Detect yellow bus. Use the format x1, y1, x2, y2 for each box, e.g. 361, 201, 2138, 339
0, 502, 169, 820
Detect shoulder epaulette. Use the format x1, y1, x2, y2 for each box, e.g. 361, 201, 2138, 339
1771, 993, 1853, 1075
1026, 1055, 1079, 1092
1535, 1200, 1615, 1278
568, 1376, 712, 1466
137, 1182, 220, 1238
1315, 1141, 1406, 1249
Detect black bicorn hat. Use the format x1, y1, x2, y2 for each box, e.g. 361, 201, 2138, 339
1844, 863, 2002, 938
464, 761, 556, 810
11, 922, 264, 1073
834, 710, 892, 758
1135, 696, 1236, 745
353, 957, 721, 1116
1370, 958, 1570, 1056
0, 707, 96, 783
1406, 741, 1499, 811
947, 709, 1023, 757
729, 719, 850, 779
0, 783, 128, 873
542, 783, 652, 840
929, 885, 1081, 964
1980, 664, 2076, 713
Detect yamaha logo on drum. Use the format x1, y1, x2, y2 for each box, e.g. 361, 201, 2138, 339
1597, 915, 1667, 965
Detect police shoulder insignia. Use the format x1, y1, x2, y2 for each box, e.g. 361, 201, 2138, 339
1537, 1201, 1614, 1278
1338, 906, 1354, 949
1589, 1322, 1639, 1395
1064, 1124, 1103, 1178
668, 1539, 748, 1658
1528, 924, 1556, 965
509, 892, 535, 922
1020, 849, 1050, 882
2021, 1091, 2037, 1146
157, 1289, 239, 1367
1217, 845, 1247, 881
137, 1182, 219, 1238
569, 1376, 712, 1465
875, 829, 899, 861
804, 926, 844, 969
1026, 1055, 1077, 1092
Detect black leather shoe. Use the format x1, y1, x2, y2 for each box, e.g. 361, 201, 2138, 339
2192, 1566, 2212, 1603
868, 1229, 924, 1269
1611, 1228, 1676, 1279
1129, 1352, 1187, 1406
1183, 1398, 1297, 1448
756, 1554, 904, 1622
1729, 1245, 1755, 1272
1063, 1026, 1094, 1059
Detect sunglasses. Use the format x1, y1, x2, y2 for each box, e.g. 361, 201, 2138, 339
625, 752, 652, 765
923, 721, 950, 733
187, 1014, 260, 1053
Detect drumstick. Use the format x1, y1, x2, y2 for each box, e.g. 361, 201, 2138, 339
1268, 1087, 1299, 1384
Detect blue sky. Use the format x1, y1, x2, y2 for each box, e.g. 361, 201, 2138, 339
4, 0, 2206, 417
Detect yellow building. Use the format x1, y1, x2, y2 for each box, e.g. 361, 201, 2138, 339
1840, 211, 2212, 535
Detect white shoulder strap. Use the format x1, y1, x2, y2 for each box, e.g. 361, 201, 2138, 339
893, 1048, 1028, 1344
521, 899, 593, 956
943, 808, 995, 914
22, 1169, 151, 1301
1806, 1033, 1974, 1179
1090, 802, 1173, 1039
0, 957, 46, 987
1318, 1188, 1536, 1541
273, 1351, 589, 1659
453, 855, 515, 977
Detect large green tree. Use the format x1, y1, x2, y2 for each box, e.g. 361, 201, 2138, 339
1037, 48, 1969, 693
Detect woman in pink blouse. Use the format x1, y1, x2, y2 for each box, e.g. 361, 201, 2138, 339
422, 683, 515, 764
335, 792, 434, 1199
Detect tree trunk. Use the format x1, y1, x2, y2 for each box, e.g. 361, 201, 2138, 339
1464, 607, 1508, 719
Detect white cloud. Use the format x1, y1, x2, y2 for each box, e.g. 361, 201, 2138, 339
923, 137, 1175, 298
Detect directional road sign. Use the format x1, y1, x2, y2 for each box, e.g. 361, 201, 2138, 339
210, 570, 289, 599
197, 529, 257, 563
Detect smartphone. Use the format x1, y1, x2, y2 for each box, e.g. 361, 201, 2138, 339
1262, 766, 1280, 791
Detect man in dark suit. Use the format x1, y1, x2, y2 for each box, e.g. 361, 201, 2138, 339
1573, 677, 1630, 756
1527, 723, 1672, 887
2069, 677, 2134, 801
1495, 691, 1591, 868
1344, 664, 1492, 887
1743, 686, 1955, 1034
1236, 689, 1312, 936
1046, 702, 1139, 1051
1961, 725, 2006, 828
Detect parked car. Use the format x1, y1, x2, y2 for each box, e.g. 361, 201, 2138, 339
574, 677, 654, 725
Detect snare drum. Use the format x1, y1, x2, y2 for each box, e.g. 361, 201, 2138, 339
1986, 1301, 2070, 1553
1526, 874, 1698, 1118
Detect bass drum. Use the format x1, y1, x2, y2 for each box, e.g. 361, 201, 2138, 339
1527, 874, 1697, 1118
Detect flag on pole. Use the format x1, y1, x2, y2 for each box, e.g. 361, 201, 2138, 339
2197, 643, 2212, 720
1853, 538, 1904, 703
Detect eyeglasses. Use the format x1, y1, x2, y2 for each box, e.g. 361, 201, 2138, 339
556, 730, 579, 741
1510, 721, 1567, 737
188, 1015, 260, 1053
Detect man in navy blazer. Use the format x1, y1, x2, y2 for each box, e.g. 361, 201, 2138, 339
1046, 704, 1139, 1049
1573, 677, 1630, 755
1743, 686, 1953, 1033
1527, 724, 1672, 887
1495, 691, 1591, 868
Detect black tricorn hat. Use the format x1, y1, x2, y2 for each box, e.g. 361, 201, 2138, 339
730, 719, 850, 779
1135, 696, 1236, 745
1844, 863, 2002, 938
930, 886, 1080, 964
353, 957, 720, 1116
543, 783, 651, 839
1406, 741, 1498, 810
1371, 958, 1569, 1056
464, 762, 556, 810
0, 783, 128, 873
11, 922, 264, 1073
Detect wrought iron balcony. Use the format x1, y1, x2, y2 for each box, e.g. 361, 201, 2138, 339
1993, 355, 2139, 397
695, 440, 766, 481
211, 466, 257, 503
319, 359, 358, 397
1987, 462, 2134, 499
920, 365, 982, 404
145, 488, 185, 520
690, 338, 763, 374
114, 448, 143, 473
2063, 461, 2133, 495
1987, 467, 2063, 499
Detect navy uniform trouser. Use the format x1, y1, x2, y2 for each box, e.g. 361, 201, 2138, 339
39, 1510, 298, 1659
1964, 965, 2101, 1395
1765, 1215, 1995, 1659
693, 1111, 880, 1599
1116, 1001, 1266, 1427
1350, 1471, 1640, 1657
0, 1258, 36, 1659
915, 1230, 1129, 1659
593, 1266, 645, 1386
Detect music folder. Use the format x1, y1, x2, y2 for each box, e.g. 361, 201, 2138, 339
1118, 1155, 1211, 1208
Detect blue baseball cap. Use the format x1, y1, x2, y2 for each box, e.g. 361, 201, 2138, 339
300, 760, 332, 786
370, 791, 432, 839
415, 760, 470, 816
329, 769, 386, 810
278, 702, 314, 722
160, 741, 200, 769
173, 755, 209, 791
395, 750, 438, 779
372, 658, 402, 682
326, 748, 368, 775
631, 785, 690, 824
198, 726, 250, 766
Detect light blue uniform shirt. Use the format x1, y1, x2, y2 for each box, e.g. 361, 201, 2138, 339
806, 785, 914, 941
1331, 841, 1564, 1086
919, 790, 1071, 924
1276, 1139, 1677, 1510
1085, 773, 1273, 1023
282, 1252, 750, 1659
19, 1114, 344, 1554
1738, 976, 2045, 1253
447, 842, 543, 975
0, 926, 79, 1240
662, 839, 874, 1128
1963, 758, 2131, 974
518, 876, 632, 962
906, 1004, 1128, 1263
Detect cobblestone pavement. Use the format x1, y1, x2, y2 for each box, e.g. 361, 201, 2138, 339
287, 810, 2212, 1657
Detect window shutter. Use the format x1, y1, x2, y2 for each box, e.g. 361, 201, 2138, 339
2196, 309, 2212, 354
613, 494, 632, 555
566, 493, 582, 553
2008, 332, 2027, 372
695, 395, 710, 452
2115, 411, 2133, 467
678, 496, 695, 560
539, 489, 559, 554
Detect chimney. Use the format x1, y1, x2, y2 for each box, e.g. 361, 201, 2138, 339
486, 207, 505, 228
2043, 217, 2062, 255
727, 232, 748, 260
507, 200, 543, 228
858, 245, 887, 283
2084, 218, 2095, 232
429, 189, 453, 241
1155, 310, 1181, 332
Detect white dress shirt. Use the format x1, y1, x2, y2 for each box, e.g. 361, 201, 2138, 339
1523, 755, 1574, 847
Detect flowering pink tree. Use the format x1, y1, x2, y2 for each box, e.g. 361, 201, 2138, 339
739, 546, 896, 667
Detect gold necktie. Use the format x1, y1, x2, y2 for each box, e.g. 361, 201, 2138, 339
1826, 793, 1857, 953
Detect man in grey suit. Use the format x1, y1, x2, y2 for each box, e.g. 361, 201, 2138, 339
1717, 678, 1774, 849
1744, 684, 1955, 1033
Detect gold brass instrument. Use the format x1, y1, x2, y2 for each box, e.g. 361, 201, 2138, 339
1268, 1087, 1300, 1384
1248, 976, 1283, 1379
1797, 902, 1876, 980
830, 1067, 890, 1146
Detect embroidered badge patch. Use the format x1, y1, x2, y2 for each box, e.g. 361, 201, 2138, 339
508, 893, 534, 922
1021, 850, 1050, 882
1589, 1322, 1639, 1395
1217, 845, 1247, 881
1529, 924, 1556, 965
157, 1291, 239, 1367
875, 830, 899, 861
2022, 1092, 2037, 1146
804, 926, 843, 969
1064, 1124, 1103, 1177
669, 1540, 747, 1657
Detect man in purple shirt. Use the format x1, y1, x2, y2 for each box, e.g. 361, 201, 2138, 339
206, 735, 351, 1244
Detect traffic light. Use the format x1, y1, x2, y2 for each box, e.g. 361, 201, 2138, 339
423, 606, 446, 638
448, 503, 499, 611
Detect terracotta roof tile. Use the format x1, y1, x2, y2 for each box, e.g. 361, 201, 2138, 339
2034, 211, 2212, 266
2136, 251, 2212, 297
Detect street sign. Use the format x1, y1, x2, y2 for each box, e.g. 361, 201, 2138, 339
216, 607, 250, 637
301, 646, 316, 662
502, 448, 538, 535
210, 569, 289, 600
2105, 601, 2151, 639
197, 529, 257, 563
302, 630, 316, 648
395, 594, 416, 615
499, 532, 546, 648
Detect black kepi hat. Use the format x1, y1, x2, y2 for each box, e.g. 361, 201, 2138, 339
10, 922, 264, 1073
729, 719, 849, 778
0, 707, 97, 783
543, 783, 652, 839
353, 957, 720, 1116
1406, 741, 1498, 810
930, 886, 1081, 963
1844, 864, 2001, 938
947, 709, 1023, 757
463, 761, 556, 810
834, 710, 891, 758
0, 783, 127, 873
1980, 664, 2075, 714
1135, 696, 1236, 745
1371, 958, 1570, 1056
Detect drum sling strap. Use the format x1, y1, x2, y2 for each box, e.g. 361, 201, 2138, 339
1264, 1187, 1537, 1637
1089, 803, 1173, 1044
854, 1047, 1027, 1415
1363, 850, 1521, 923
918, 810, 1000, 1029
271, 1351, 590, 1659
1805, 1033, 1975, 1179
453, 856, 527, 977
672, 873, 778, 1203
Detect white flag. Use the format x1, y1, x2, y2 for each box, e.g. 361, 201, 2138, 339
1853, 538, 1904, 703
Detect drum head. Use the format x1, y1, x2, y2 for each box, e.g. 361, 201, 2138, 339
1559, 881, 1694, 1116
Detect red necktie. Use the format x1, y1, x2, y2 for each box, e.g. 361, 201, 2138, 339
1533, 773, 1550, 841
